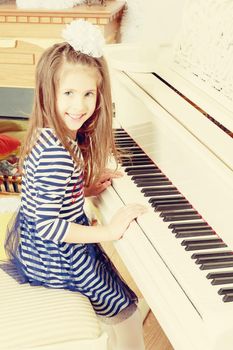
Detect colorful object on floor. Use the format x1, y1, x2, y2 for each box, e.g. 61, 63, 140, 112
0, 134, 21, 160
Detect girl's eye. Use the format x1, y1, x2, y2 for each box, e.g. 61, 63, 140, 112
85, 91, 94, 97
64, 91, 73, 96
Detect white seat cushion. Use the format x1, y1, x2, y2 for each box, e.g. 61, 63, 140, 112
0, 268, 107, 350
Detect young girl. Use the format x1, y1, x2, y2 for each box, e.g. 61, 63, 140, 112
5, 20, 146, 349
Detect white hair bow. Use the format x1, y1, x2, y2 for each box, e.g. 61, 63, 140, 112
62, 19, 105, 58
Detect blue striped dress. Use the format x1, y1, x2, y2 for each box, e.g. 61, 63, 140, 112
12, 128, 137, 322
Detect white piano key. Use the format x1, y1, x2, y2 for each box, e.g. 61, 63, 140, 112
111, 170, 233, 319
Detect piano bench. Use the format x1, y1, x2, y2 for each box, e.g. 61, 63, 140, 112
0, 268, 108, 350
0, 197, 108, 350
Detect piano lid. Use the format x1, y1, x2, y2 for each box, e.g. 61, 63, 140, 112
104, 1, 233, 174
105, 1, 233, 134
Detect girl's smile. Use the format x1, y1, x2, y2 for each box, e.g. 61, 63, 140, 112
66, 113, 86, 120
56, 62, 98, 138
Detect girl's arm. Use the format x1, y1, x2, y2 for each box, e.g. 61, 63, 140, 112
63, 203, 147, 243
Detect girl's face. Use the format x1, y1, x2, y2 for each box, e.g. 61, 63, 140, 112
56, 62, 98, 138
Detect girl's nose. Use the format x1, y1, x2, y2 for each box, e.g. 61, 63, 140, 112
72, 96, 86, 113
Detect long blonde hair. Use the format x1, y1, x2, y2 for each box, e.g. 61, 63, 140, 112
20, 42, 119, 185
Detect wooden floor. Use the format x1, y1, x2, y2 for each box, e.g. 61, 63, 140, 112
143, 311, 173, 350
102, 241, 174, 350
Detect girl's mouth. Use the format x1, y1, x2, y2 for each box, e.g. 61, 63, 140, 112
67, 113, 85, 120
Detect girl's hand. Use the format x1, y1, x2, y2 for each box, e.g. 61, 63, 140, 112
107, 204, 148, 240
84, 169, 123, 197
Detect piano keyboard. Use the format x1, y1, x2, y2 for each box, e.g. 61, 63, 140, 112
114, 128, 233, 303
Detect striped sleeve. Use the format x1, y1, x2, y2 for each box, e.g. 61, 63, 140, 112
34, 146, 73, 243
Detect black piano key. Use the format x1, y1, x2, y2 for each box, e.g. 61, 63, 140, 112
152, 200, 189, 209
115, 135, 134, 139
207, 271, 233, 279
199, 256, 233, 264
185, 242, 227, 251
115, 133, 132, 137
182, 238, 223, 246
151, 200, 188, 208
144, 190, 180, 197
124, 159, 154, 164
133, 175, 167, 181
173, 226, 213, 233
132, 174, 167, 181
200, 259, 233, 270
211, 277, 233, 285
126, 168, 161, 175
124, 164, 160, 170
218, 288, 233, 302
114, 134, 131, 138
163, 214, 202, 222
182, 238, 226, 251
115, 137, 136, 142
134, 175, 169, 180
135, 180, 172, 187
218, 287, 233, 295
223, 294, 233, 303
122, 156, 152, 162
128, 154, 150, 159
124, 164, 159, 170
175, 230, 215, 238
117, 141, 138, 147
143, 188, 179, 196
127, 169, 161, 175
155, 204, 192, 211
114, 134, 129, 138
168, 222, 208, 229
114, 128, 127, 132
142, 186, 177, 193
122, 160, 154, 166
117, 144, 138, 149
192, 251, 233, 259
117, 135, 136, 139
122, 154, 150, 162
160, 210, 199, 218
149, 197, 187, 205
126, 148, 145, 155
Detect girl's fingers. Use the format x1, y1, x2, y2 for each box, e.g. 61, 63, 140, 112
110, 170, 123, 178
100, 170, 123, 183
122, 204, 148, 221
126, 203, 148, 212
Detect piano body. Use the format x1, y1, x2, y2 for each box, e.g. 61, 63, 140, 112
92, 1, 233, 349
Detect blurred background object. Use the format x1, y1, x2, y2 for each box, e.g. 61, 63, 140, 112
120, 0, 186, 47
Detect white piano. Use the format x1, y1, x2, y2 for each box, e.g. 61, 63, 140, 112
92, 2, 233, 349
